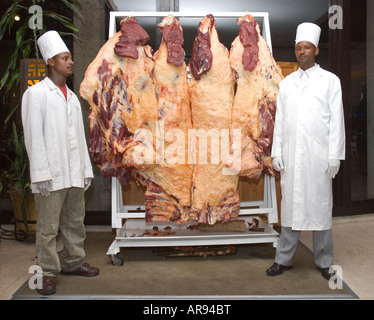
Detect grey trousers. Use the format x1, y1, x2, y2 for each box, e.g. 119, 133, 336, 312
275, 227, 334, 268
34, 188, 86, 277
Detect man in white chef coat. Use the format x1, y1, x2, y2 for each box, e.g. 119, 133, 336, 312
266, 23, 345, 280
22, 31, 99, 295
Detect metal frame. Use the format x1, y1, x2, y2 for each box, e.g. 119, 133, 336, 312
111, 174, 278, 229
106, 11, 279, 262
108, 175, 278, 251
108, 11, 273, 51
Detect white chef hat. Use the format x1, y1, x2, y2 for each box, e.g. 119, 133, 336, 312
37, 30, 70, 65
295, 22, 321, 48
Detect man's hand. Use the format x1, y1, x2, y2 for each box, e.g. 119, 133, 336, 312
272, 156, 284, 172
325, 159, 340, 179
84, 178, 93, 191
35, 180, 53, 197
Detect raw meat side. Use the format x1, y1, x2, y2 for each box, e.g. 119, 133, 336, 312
229, 14, 284, 178
188, 15, 240, 224
80, 17, 158, 187
136, 15, 193, 223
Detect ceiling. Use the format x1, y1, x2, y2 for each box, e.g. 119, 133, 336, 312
108, 0, 329, 54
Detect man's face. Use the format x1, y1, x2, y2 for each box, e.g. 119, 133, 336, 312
48, 52, 74, 76
295, 41, 319, 70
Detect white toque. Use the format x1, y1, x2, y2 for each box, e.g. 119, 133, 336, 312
37, 30, 70, 64
295, 22, 321, 48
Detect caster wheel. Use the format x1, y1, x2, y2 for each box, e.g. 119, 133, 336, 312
111, 253, 124, 266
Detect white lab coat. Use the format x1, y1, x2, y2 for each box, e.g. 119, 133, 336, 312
271, 64, 345, 230
22, 77, 94, 193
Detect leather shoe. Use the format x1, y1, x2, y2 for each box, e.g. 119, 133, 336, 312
61, 262, 99, 277
319, 267, 335, 280
37, 276, 56, 295
266, 262, 292, 276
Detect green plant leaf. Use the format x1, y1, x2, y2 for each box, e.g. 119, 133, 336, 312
11, 121, 21, 157
61, 0, 85, 23
59, 31, 82, 43
21, 39, 33, 58
0, 65, 10, 90
5, 68, 20, 94
0, 19, 27, 91
1, 50, 19, 93
43, 11, 79, 32
0, 15, 12, 41
43, 10, 71, 23
15, 20, 28, 47
70, 0, 83, 10
0, 1, 20, 40
4, 101, 20, 129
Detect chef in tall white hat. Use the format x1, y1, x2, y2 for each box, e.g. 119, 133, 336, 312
267, 22, 346, 280
21, 30, 98, 295
294, 22, 321, 71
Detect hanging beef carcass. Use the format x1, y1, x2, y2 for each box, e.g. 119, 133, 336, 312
80, 17, 158, 187
229, 14, 284, 178
135, 14, 193, 223
188, 15, 240, 224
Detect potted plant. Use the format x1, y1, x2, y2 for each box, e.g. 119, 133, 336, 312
0, 0, 83, 236
0, 119, 35, 234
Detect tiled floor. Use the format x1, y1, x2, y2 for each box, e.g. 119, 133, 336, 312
299, 214, 374, 300
1, 214, 373, 300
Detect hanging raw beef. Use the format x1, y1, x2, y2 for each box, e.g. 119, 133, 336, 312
188, 15, 240, 224
229, 14, 284, 178
80, 14, 282, 226
80, 17, 158, 187
135, 14, 193, 223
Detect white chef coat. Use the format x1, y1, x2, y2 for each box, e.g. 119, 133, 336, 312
22, 77, 94, 193
271, 64, 345, 230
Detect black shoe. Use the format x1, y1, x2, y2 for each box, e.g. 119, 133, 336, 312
319, 267, 335, 280
266, 262, 292, 276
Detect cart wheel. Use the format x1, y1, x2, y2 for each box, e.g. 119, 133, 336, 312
111, 253, 124, 266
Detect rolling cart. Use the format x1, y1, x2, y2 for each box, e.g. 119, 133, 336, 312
108, 173, 279, 266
